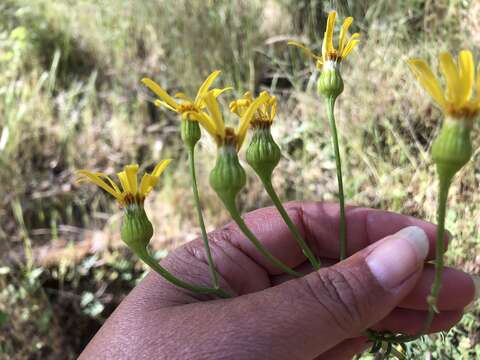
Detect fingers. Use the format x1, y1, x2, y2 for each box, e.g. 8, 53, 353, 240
213, 226, 429, 359
218, 202, 446, 275
398, 266, 476, 311
373, 308, 463, 335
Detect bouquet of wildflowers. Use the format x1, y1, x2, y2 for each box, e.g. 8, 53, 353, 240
78, 10, 479, 358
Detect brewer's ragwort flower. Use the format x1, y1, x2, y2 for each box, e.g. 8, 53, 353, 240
230, 91, 277, 127
189, 90, 269, 151
141, 71, 230, 120
408, 50, 480, 120
288, 11, 360, 70
77, 160, 171, 207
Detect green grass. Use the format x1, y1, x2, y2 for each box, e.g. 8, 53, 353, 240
1, 0, 479, 358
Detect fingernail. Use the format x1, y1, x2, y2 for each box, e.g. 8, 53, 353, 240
366, 226, 429, 291
465, 275, 480, 312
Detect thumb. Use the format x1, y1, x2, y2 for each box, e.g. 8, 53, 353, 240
232, 226, 429, 359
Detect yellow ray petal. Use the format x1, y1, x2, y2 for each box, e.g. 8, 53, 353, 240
408, 59, 447, 110
139, 173, 156, 197
237, 92, 269, 150
97, 173, 121, 194
124, 164, 139, 194
194, 70, 221, 104
458, 50, 474, 102
174, 92, 194, 102
269, 96, 277, 120
203, 91, 225, 138
142, 78, 179, 109
341, 34, 360, 59
439, 52, 462, 104
151, 159, 172, 178
338, 16, 353, 53
77, 170, 122, 200
154, 99, 178, 112
117, 171, 130, 193
287, 41, 322, 61
323, 11, 337, 59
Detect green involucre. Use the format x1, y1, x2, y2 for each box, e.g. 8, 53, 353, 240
209, 145, 247, 203
431, 118, 473, 180
246, 127, 281, 181
121, 205, 154, 253
181, 118, 201, 148
317, 67, 344, 99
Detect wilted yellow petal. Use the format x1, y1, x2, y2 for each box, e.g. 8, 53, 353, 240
78, 170, 122, 200
151, 159, 172, 178
117, 171, 130, 193
439, 52, 462, 104
139, 173, 156, 197
203, 91, 225, 138
458, 50, 474, 102
341, 34, 360, 58
408, 59, 447, 110
142, 78, 179, 109
124, 164, 139, 195
154, 99, 178, 112
194, 70, 221, 104
338, 16, 353, 53
322, 11, 337, 60
288, 41, 322, 61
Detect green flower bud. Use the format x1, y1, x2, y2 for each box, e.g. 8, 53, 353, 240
246, 126, 281, 181
209, 145, 246, 203
120, 205, 154, 254
181, 119, 201, 148
317, 62, 344, 99
431, 118, 473, 181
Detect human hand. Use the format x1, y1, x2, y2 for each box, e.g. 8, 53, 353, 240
80, 202, 478, 360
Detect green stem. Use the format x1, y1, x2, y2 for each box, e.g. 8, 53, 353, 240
260, 175, 320, 270
136, 248, 231, 298
422, 175, 451, 333
221, 196, 301, 278
188, 145, 220, 289
326, 96, 347, 260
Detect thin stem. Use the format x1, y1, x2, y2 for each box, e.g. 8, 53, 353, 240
260, 175, 321, 270
188, 145, 220, 289
422, 175, 450, 333
326, 96, 347, 260
222, 196, 302, 278
136, 248, 231, 298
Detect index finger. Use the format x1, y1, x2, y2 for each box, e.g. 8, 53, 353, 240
217, 201, 447, 275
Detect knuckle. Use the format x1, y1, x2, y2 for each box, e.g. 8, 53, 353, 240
302, 268, 368, 334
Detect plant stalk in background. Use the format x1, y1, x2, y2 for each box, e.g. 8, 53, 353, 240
289, 11, 360, 260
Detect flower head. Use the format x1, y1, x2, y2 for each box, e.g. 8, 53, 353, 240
77, 160, 171, 207
230, 91, 277, 127
189, 91, 269, 151
288, 11, 360, 69
141, 71, 231, 121
408, 50, 480, 119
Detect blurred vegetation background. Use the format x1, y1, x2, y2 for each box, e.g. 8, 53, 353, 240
0, 0, 479, 358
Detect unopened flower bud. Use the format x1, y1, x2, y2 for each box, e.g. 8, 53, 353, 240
121, 205, 154, 254
431, 118, 473, 181
209, 145, 246, 203
246, 126, 281, 181
317, 61, 344, 99
181, 118, 201, 148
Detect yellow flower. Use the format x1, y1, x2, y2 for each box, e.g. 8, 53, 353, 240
288, 11, 360, 69
189, 91, 269, 151
141, 71, 231, 120
77, 160, 171, 207
229, 91, 277, 126
408, 50, 480, 119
